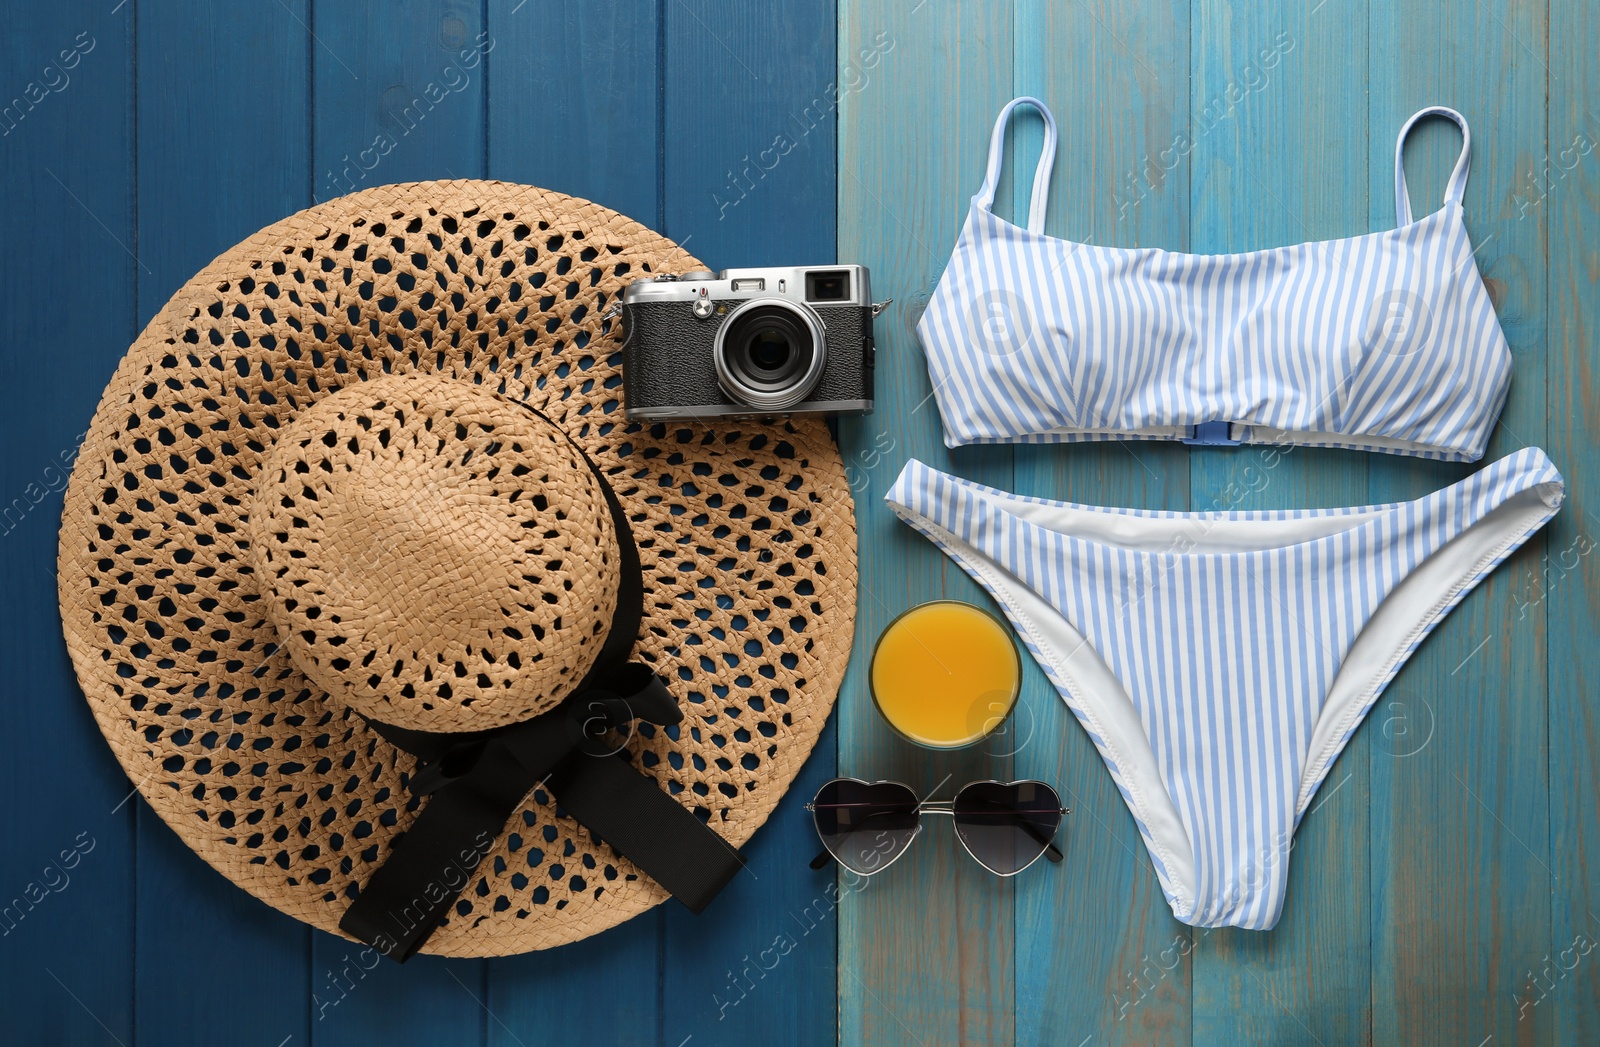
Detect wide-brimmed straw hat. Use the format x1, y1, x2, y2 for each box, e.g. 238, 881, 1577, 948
57, 182, 857, 958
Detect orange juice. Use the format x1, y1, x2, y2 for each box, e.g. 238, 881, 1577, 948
870, 600, 1021, 749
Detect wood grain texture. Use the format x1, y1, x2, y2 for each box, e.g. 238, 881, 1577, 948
311, 3, 491, 1041
482, 4, 667, 1044
663, 0, 838, 269
1368, 2, 1553, 1045
837, 2, 1017, 1045
6, 0, 1600, 1042
658, 5, 840, 1045
1544, 0, 1600, 1041
131, 3, 314, 1041
476, 4, 672, 1043
0, 2, 138, 1042
1187, 3, 1374, 1045
312, 0, 488, 204
1009, 1, 1195, 1044
485, 0, 661, 226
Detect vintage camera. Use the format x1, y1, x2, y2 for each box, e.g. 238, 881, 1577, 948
619, 265, 881, 420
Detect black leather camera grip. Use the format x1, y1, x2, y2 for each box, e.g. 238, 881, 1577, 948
620, 302, 730, 413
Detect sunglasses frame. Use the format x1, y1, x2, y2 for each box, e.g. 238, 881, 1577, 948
805, 777, 1070, 877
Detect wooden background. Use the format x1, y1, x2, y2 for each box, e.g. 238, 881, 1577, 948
1, 1, 1595, 1044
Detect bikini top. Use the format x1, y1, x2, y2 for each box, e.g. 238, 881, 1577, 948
917, 98, 1511, 461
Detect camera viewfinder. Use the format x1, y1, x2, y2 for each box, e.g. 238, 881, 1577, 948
805, 270, 851, 302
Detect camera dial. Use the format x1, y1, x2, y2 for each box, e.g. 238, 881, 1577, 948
713, 298, 828, 411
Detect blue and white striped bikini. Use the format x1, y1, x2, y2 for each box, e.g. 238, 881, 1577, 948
887, 452, 1561, 928
889, 99, 1564, 930
919, 97, 1508, 460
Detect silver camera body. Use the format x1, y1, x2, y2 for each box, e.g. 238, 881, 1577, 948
619, 265, 877, 421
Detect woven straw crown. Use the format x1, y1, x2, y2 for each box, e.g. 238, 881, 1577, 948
250, 373, 621, 734
57, 181, 857, 956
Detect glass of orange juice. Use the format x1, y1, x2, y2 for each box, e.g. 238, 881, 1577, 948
869, 600, 1022, 749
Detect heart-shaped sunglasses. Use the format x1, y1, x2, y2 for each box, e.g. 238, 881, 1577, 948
806, 778, 1069, 877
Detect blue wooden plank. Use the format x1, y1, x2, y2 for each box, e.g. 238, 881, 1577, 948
311, 3, 491, 1042
1186, 4, 1374, 1045
486, 0, 660, 226
661, 0, 837, 269
488, 919, 663, 1046
1368, 2, 1553, 1043
313, 0, 489, 204
1009, 1, 1195, 1043
0, 3, 138, 1042
482, 3, 665, 1043
837, 2, 1017, 1044
1546, 0, 1600, 1040
658, 5, 840, 1046
131, 3, 314, 1040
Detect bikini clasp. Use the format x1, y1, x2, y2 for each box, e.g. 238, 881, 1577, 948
1182, 421, 1241, 446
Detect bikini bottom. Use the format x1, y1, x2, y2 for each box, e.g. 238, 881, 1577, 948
884, 448, 1563, 929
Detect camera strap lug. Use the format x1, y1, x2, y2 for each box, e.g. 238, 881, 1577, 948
870, 299, 893, 319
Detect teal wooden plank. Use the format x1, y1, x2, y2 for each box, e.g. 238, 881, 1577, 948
485, 0, 660, 225
1009, 1, 1195, 1044
0, 3, 137, 1042
482, 4, 664, 1043
1186, 4, 1374, 1045
313, 0, 489, 204
311, 3, 490, 1042
837, 2, 1017, 1045
1544, 0, 1600, 1040
1368, 2, 1553, 1044
131, 3, 314, 1040
659, 5, 840, 1045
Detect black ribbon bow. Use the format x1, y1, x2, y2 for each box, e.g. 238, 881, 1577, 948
340, 664, 745, 962
338, 400, 746, 962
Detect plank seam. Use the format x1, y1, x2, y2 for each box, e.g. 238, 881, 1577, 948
129, 1, 141, 1040
480, 0, 489, 180
655, 0, 666, 233
1541, 3, 1555, 1042
307, 0, 316, 205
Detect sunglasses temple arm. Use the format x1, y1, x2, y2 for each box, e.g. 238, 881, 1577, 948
1007, 814, 1063, 863
1017, 816, 1063, 862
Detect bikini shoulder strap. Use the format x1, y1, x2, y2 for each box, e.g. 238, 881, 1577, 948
973, 96, 1058, 234
1394, 105, 1471, 226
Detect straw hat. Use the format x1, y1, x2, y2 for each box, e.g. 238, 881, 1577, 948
57, 182, 857, 957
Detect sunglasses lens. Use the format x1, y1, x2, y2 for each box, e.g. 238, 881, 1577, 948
952, 780, 1063, 875
811, 779, 921, 876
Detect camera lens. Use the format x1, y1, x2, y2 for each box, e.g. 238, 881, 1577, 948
748, 328, 792, 372
714, 300, 828, 411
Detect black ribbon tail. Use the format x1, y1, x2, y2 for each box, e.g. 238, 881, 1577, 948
339, 668, 744, 961
338, 742, 536, 962
546, 750, 745, 914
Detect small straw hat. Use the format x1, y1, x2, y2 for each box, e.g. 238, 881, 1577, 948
57, 182, 857, 958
